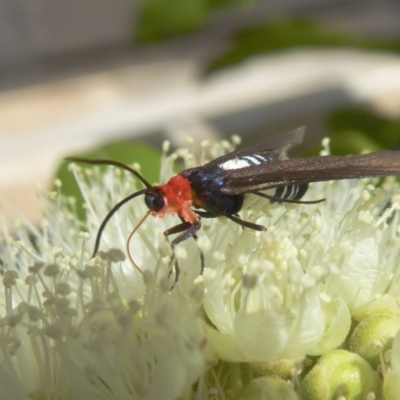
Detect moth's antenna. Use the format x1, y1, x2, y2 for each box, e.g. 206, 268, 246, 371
65, 157, 152, 188
92, 189, 147, 256
66, 157, 154, 257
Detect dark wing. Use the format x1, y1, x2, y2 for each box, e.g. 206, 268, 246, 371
219, 151, 400, 194
205, 127, 305, 167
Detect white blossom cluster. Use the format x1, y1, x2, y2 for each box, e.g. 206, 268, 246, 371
1, 133, 400, 399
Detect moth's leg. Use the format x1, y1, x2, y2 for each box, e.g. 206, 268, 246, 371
163, 220, 202, 287
197, 209, 265, 230
163, 221, 191, 283
177, 217, 205, 276
228, 214, 266, 231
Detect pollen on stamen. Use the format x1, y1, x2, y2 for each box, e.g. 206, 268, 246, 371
287, 221, 300, 233
242, 273, 258, 289
200, 140, 210, 148
220, 140, 231, 151
320, 137, 331, 156
162, 140, 170, 153
231, 135, 241, 146
67, 163, 80, 172
362, 189, 371, 201
84, 168, 94, 178
299, 249, 307, 260
358, 210, 374, 224
310, 214, 323, 231
168, 153, 178, 164
67, 196, 76, 206
212, 251, 226, 262
175, 148, 191, 160
130, 162, 140, 171
319, 293, 332, 303
11, 240, 24, 249
47, 191, 58, 200
78, 231, 91, 240
3, 270, 19, 288
197, 235, 211, 253
200, 267, 216, 282
309, 265, 324, 281
328, 264, 340, 276
175, 247, 187, 260
185, 136, 194, 145
237, 254, 249, 265
52, 247, 63, 257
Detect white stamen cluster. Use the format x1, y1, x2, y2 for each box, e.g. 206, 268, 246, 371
1, 132, 400, 399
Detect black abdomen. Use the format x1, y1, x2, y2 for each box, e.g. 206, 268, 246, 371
271, 183, 309, 203
181, 167, 244, 216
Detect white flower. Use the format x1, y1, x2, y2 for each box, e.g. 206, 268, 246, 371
0, 183, 209, 399
195, 152, 400, 369
1, 129, 400, 399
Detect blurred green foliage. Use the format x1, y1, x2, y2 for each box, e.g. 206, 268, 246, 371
55, 141, 161, 220
328, 130, 384, 156
135, 0, 259, 42
135, 0, 207, 42
207, 0, 256, 9
327, 107, 400, 151
299, 107, 400, 157
205, 19, 400, 73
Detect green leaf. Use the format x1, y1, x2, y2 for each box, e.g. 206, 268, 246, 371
134, 0, 262, 42
135, 0, 207, 43
206, 0, 259, 10
327, 107, 400, 150
205, 19, 400, 73
300, 130, 384, 158
54, 141, 161, 220
329, 131, 384, 155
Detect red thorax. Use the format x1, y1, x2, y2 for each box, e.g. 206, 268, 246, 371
155, 175, 199, 224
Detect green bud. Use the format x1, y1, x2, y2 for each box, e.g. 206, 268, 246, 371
354, 295, 400, 323
301, 350, 381, 400
349, 313, 400, 369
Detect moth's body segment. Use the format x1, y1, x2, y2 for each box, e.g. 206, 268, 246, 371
179, 165, 245, 217
150, 175, 199, 224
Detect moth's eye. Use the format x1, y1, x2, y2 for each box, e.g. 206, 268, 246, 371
144, 190, 165, 212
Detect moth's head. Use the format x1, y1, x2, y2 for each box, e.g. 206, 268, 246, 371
144, 187, 166, 212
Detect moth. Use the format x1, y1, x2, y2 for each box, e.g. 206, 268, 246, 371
68, 127, 400, 285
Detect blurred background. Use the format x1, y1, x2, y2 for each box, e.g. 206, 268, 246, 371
1, 0, 400, 223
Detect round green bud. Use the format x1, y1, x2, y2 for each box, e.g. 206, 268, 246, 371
354, 295, 400, 323
349, 313, 400, 369
301, 349, 381, 400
